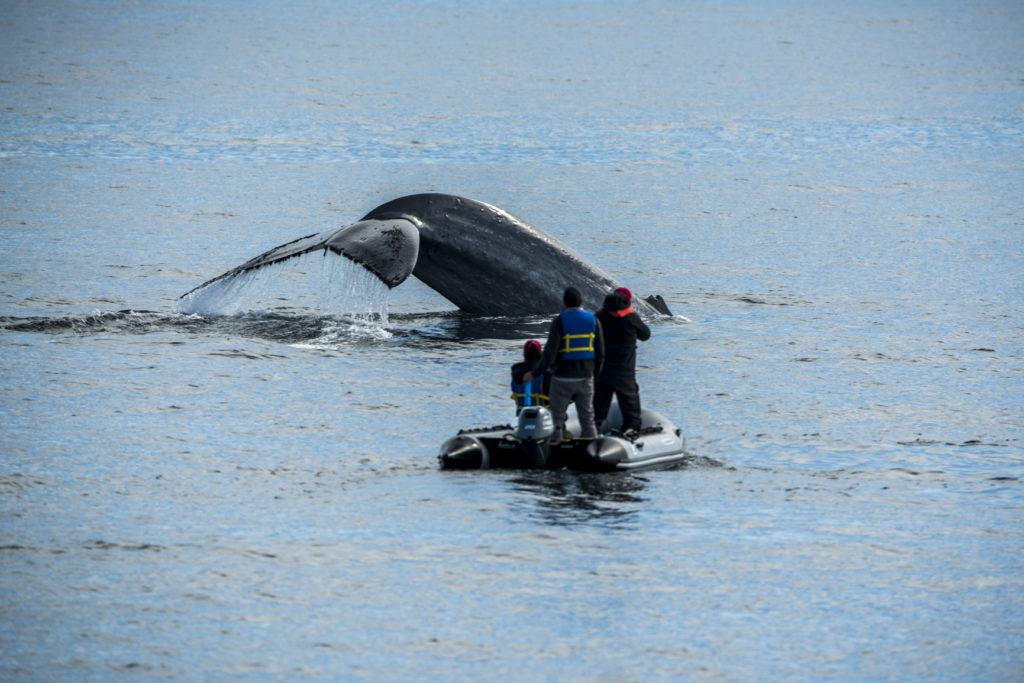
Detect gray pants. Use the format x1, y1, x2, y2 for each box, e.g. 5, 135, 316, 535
548, 376, 597, 439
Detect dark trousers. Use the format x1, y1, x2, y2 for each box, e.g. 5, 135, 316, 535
549, 376, 597, 438
594, 376, 642, 432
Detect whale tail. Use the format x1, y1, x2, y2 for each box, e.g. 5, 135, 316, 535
179, 217, 420, 300
179, 193, 675, 318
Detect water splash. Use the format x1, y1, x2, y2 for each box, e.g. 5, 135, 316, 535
291, 317, 394, 349
177, 251, 391, 325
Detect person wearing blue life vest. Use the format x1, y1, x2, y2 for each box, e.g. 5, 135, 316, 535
510, 339, 550, 414
525, 286, 604, 441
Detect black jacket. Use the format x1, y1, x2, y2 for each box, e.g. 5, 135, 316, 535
596, 293, 650, 380
511, 359, 551, 388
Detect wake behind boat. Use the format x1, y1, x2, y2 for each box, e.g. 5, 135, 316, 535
439, 400, 686, 472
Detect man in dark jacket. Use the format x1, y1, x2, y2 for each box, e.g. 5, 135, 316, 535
594, 287, 650, 437
526, 286, 604, 441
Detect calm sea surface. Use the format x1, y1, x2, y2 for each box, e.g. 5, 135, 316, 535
2, 1, 1022, 680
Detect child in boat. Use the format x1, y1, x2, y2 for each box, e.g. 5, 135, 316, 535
510, 339, 550, 414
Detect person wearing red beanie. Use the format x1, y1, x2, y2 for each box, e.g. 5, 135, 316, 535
594, 287, 650, 437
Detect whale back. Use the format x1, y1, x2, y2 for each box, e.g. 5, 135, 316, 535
364, 193, 638, 316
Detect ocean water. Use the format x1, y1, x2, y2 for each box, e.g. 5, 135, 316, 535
2, 0, 1023, 680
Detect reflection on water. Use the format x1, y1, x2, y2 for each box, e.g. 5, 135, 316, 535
506, 454, 726, 527
390, 311, 551, 348
507, 470, 649, 527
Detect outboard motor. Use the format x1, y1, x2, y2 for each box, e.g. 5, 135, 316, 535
515, 406, 555, 468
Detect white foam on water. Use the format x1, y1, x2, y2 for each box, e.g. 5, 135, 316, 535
290, 317, 394, 349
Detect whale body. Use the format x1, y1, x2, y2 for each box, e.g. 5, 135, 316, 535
181, 193, 671, 317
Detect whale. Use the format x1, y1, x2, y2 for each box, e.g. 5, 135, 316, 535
180, 193, 672, 317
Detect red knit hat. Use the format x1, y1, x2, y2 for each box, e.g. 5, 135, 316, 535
614, 287, 632, 303
523, 339, 542, 355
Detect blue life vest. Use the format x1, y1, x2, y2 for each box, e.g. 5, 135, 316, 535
559, 309, 597, 360
511, 375, 548, 413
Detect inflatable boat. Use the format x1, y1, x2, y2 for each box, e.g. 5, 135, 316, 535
438, 400, 686, 472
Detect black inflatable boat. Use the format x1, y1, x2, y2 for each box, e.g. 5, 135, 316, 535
439, 400, 686, 472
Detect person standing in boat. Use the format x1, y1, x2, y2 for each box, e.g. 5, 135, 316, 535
594, 287, 650, 439
510, 339, 550, 415
525, 286, 604, 442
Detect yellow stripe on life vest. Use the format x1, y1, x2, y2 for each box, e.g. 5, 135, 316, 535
562, 332, 595, 353
511, 392, 549, 404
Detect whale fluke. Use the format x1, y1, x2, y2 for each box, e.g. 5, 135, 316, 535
180, 217, 420, 299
